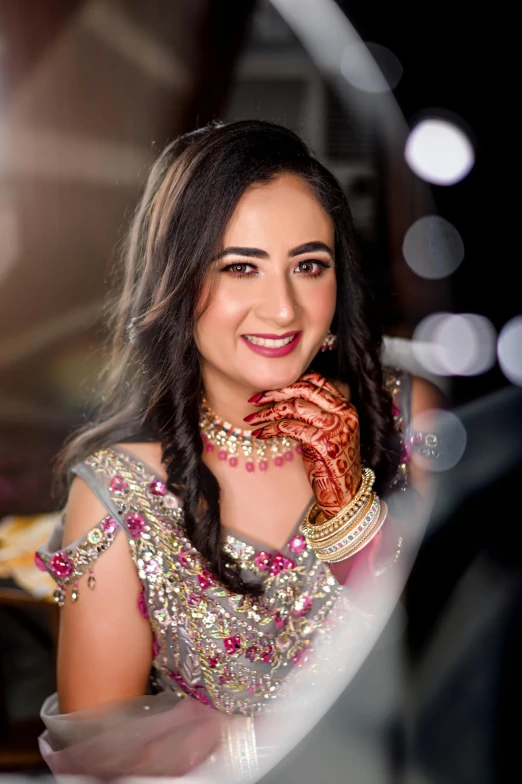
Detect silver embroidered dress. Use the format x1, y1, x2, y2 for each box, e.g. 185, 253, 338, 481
35, 368, 412, 774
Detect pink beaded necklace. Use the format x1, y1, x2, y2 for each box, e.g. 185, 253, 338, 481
199, 398, 302, 472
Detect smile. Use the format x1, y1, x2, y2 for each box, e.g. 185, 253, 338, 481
241, 331, 302, 357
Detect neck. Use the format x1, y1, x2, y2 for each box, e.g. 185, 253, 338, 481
201, 367, 263, 429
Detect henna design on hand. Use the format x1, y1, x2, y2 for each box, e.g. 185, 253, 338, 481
245, 371, 362, 518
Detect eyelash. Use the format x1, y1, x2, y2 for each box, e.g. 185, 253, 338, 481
221, 260, 332, 279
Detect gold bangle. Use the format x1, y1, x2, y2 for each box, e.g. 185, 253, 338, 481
311, 466, 374, 531
301, 467, 375, 539
302, 490, 372, 542
310, 492, 376, 549
310, 493, 380, 552
314, 495, 380, 558
318, 501, 388, 563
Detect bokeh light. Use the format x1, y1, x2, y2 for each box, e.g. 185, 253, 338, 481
497, 316, 522, 386
403, 215, 464, 280
341, 42, 403, 93
413, 312, 497, 376
404, 117, 475, 185
408, 408, 467, 472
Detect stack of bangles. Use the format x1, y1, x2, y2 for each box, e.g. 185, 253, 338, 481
299, 467, 388, 563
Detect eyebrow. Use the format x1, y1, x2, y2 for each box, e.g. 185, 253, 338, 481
213, 241, 335, 262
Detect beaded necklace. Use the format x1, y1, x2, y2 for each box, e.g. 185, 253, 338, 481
199, 398, 302, 472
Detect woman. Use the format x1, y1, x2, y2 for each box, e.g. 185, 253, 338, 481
35, 119, 441, 779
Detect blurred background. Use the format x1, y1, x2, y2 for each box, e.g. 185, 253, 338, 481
0, 0, 519, 781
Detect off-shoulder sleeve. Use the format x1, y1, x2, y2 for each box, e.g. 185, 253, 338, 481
34, 458, 123, 607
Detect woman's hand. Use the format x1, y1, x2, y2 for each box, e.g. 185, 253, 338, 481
244, 371, 361, 519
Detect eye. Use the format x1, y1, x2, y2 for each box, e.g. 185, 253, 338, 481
222, 263, 257, 277
295, 259, 332, 276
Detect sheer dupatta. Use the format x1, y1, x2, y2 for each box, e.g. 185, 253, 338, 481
39, 689, 225, 780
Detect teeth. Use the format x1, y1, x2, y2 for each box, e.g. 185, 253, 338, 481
244, 335, 295, 348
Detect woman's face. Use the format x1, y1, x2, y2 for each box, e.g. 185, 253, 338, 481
195, 173, 337, 395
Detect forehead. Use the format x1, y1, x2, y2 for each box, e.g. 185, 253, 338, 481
223, 173, 334, 247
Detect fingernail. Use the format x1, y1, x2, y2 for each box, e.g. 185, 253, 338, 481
243, 413, 256, 422
248, 392, 264, 404
251, 428, 263, 437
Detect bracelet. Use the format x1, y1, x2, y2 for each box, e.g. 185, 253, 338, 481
319, 501, 388, 563
303, 466, 375, 536
314, 494, 380, 557
300, 467, 375, 540
310, 492, 376, 549
317, 499, 384, 562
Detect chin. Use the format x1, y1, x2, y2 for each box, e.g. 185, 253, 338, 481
244, 363, 309, 393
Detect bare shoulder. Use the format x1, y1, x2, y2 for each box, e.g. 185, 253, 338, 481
58, 473, 153, 712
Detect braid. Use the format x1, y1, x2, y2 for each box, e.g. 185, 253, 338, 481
158, 347, 262, 597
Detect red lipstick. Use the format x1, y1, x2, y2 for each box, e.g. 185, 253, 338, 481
240, 331, 302, 358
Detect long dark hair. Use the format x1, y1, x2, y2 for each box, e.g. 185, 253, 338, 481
57, 119, 398, 596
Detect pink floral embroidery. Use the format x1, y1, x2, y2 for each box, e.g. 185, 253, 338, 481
269, 553, 294, 575
149, 479, 166, 496
400, 439, 411, 463
178, 552, 192, 569
109, 475, 128, 493
254, 551, 271, 571
163, 494, 179, 509
49, 552, 73, 578
245, 644, 258, 662
288, 534, 306, 554
260, 644, 275, 663
137, 587, 148, 619
224, 635, 242, 654
126, 512, 145, 538
292, 593, 313, 617
273, 610, 287, 629
144, 559, 159, 575
101, 516, 118, 534
197, 570, 213, 590
167, 671, 214, 708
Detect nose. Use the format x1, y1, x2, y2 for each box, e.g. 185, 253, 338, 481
255, 273, 298, 325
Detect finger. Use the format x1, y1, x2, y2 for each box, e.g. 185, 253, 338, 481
255, 380, 349, 414
300, 372, 345, 400
251, 419, 319, 446
245, 398, 326, 427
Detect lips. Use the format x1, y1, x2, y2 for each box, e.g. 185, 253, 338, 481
244, 332, 298, 340
241, 331, 302, 358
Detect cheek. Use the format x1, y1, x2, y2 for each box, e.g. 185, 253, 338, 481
195, 286, 249, 346
302, 278, 337, 324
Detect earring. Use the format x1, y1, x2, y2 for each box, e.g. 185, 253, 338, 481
321, 330, 336, 352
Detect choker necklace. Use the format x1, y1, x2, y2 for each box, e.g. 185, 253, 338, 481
199, 398, 302, 472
